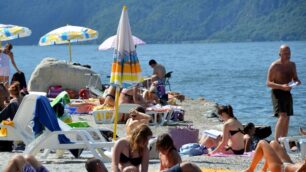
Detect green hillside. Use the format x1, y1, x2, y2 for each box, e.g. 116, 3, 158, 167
1, 0, 305, 44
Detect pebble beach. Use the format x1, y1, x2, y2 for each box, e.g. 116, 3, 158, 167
0, 97, 301, 172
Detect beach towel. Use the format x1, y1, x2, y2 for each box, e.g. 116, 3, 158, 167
209, 151, 254, 157
32, 96, 82, 158
201, 168, 237, 172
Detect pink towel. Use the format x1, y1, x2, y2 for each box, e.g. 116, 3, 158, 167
209, 151, 254, 157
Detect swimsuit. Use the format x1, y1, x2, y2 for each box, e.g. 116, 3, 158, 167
271, 89, 293, 117
106, 94, 115, 100
119, 153, 142, 166
226, 128, 245, 155
0, 53, 10, 77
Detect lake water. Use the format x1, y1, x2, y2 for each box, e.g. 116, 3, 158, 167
10, 41, 306, 136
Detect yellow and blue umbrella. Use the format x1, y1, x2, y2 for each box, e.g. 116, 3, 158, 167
0, 24, 31, 47
111, 6, 142, 139
39, 25, 98, 63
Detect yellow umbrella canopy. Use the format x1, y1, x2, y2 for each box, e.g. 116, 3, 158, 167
0, 24, 32, 47
39, 25, 98, 63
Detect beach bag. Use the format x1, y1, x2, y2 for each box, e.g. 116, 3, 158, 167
170, 109, 185, 121
180, 143, 208, 156
0, 141, 13, 152
168, 125, 199, 150
47, 85, 63, 98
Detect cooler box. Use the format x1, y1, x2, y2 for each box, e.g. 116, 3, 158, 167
92, 110, 114, 124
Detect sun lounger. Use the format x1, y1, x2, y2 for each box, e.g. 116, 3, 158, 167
279, 136, 306, 159
24, 95, 114, 161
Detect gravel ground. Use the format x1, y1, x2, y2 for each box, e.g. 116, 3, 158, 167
0, 97, 301, 172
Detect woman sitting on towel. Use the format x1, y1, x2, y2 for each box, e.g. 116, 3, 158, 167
156, 133, 182, 171
200, 105, 245, 155
112, 124, 152, 172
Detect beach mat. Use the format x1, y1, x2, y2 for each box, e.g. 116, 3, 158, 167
209, 151, 254, 157
201, 168, 237, 172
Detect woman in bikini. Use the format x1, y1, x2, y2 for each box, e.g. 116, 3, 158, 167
244, 140, 306, 172
200, 105, 245, 155
112, 124, 152, 172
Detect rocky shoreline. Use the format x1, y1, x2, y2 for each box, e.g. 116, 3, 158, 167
0, 97, 300, 171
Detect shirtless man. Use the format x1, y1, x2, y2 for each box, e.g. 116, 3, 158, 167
266, 44, 301, 141
149, 59, 166, 83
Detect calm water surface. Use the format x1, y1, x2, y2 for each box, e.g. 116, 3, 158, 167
12, 41, 306, 136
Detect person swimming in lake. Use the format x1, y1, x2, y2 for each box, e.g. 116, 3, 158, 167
200, 105, 245, 155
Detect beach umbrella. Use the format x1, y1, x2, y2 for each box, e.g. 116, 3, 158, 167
0, 24, 32, 48
39, 25, 98, 63
111, 6, 142, 139
98, 35, 145, 51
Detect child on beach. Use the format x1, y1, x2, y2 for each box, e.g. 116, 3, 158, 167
112, 124, 152, 172
200, 105, 245, 155
156, 133, 182, 171
85, 158, 108, 172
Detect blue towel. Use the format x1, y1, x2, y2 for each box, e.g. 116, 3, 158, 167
33, 96, 71, 144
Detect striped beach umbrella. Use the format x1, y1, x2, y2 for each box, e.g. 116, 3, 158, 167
39, 25, 98, 63
0, 24, 32, 47
111, 6, 142, 139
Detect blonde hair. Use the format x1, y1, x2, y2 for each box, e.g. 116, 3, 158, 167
129, 124, 152, 154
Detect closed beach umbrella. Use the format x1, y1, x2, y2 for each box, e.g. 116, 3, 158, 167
98, 34, 145, 51
111, 6, 142, 139
39, 25, 98, 63
0, 24, 32, 47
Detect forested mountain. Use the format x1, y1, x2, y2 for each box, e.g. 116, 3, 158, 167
1, 0, 305, 44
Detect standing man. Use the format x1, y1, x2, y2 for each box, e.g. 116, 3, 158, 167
149, 59, 166, 83
267, 44, 301, 141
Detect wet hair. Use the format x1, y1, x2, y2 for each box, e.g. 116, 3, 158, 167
6, 43, 13, 50
8, 81, 20, 96
85, 158, 108, 172
130, 124, 152, 154
135, 106, 146, 113
244, 122, 255, 135
149, 59, 157, 66
218, 104, 235, 118
156, 133, 177, 152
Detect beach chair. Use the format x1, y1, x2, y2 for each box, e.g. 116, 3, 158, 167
279, 136, 306, 159
24, 96, 114, 161
0, 94, 37, 145
164, 71, 173, 91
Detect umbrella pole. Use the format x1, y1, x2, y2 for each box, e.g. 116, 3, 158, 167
113, 86, 120, 140
68, 40, 72, 64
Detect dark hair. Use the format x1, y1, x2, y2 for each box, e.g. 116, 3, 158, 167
218, 105, 235, 118
244, 122, 255, 134
85, 158, 108, 172
6, 43, 13, 50
156, 133, 176, 151
149, 59, 157, 66
136, 106, 146, 113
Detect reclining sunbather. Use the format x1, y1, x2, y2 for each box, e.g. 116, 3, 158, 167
200, 105, 245, 155
244, 140, 306, 172
126, 106, 152, 136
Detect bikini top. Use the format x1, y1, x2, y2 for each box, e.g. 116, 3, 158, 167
119, 153, 142, 166
106, 94, 115, 100
229, 128, 244, 136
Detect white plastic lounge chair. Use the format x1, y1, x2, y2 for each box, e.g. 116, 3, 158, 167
0, 94, 37, 145
24, 96, 114, 161
279, 136, 306, 159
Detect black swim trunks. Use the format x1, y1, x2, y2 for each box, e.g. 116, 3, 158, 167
271, 89, 293, 117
